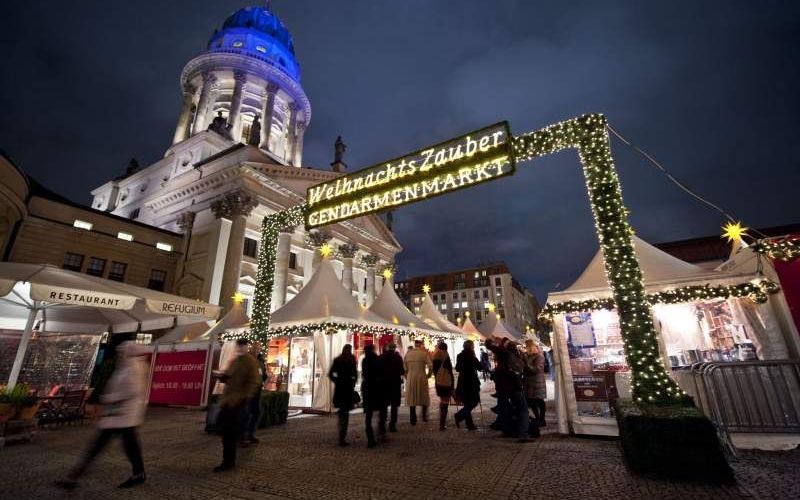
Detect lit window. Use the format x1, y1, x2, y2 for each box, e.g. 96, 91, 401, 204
73, 220, 93, 230
86, 257, 106, 277
441, 303, 447, 311
232, 40, 244, 48
461, 301, 468, 308
256, 45, 267, 53
117, 232, 133, 241
453, 303, 459, 309
156, 242, 173, 252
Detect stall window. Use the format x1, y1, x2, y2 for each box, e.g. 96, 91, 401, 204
148, 269, 167, 291
62, 252, 84, 272
108, 261, 127, 282
243, 237, 258, 258
86, 257, 106, 277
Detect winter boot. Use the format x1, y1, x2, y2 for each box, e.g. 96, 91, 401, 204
439, 404, 449, 431
410, 406, 417, 426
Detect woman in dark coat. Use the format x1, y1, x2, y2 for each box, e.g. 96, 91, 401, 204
432, 341, 455, 430
454, 340, 482, 431
523, 339, 547, 429
360, 343, 381, 448
329, 344, 357, 447
378, 342, 405, 434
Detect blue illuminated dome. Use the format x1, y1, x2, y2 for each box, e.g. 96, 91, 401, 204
207, 5, 300, 82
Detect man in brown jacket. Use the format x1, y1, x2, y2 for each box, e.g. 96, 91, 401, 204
215, 338, 261, 472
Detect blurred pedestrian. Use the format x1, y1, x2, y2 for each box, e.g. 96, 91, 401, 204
329, 344, 357, 446
523, 340, 547, 429
378, 342, 404, 434
454, 340, 481, 431
404, 339, 432, 425
55, 341, 148, 490
480, 348, 491, 381
361, 343, 381, 448
432, 341, 454, 430
214, 338, 261, 472
486, 338, 532, 442
241, 342, 267, 445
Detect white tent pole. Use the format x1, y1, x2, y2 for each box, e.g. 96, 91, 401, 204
8, 302, 39, 389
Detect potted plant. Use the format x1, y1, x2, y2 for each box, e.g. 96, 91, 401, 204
10, 384, 40, 421
0, 386, 14, 423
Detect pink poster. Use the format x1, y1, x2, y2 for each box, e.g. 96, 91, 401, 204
149, 350, 207, 406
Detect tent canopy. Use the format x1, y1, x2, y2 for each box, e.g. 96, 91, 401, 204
460, 316, 485, 340
270, 258, 388, 328
416, 292, 463, 334
478, 311, 522, 340
369, 279, 424, 328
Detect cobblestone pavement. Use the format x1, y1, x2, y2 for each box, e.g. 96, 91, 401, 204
1, 404, 798, 499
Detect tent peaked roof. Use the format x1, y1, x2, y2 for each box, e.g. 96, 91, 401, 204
565, 235, 711, 292
460, 316, 485, 340
417, 293, 462, 333
270, 258, 385, 326
369, 280, 424, 328
478, 311, 522, 340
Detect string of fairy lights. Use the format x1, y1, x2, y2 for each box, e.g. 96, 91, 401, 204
242, 112, 796, 406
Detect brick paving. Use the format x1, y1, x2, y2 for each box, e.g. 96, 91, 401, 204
1, 404, 798, 499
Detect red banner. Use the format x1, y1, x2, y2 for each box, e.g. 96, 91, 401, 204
149, 350, 207, 406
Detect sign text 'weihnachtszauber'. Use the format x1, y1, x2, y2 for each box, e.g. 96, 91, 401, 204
305, 122, 515, 228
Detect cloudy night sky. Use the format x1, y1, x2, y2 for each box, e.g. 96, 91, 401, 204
1, 1, 798, 299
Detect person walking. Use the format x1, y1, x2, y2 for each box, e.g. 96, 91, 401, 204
329, 344, 357, 446
432, 341, 455, 430
404, 339, 432, 425
241, 342, 267, 445
214, 338, 261, 472
361, 343, 381, 448
55, 341, 148, 489
523, 340, 547, 429
486, 338, 532, 442
378, 342, 404, 434
454, 340, 481, 431
480, 348, 491, 382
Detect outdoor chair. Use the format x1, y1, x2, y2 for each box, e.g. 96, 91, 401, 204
37, 389, 87, 427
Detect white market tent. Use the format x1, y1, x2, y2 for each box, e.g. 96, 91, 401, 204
0, 263, 220, 388
460, 315, 485, 340
477, 309, 522, 341
416, 292, 463, 334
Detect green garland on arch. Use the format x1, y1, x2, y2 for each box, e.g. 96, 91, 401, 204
538, 279, 781, 323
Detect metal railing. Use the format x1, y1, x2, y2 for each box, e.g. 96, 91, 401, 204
691, 360, 800, 451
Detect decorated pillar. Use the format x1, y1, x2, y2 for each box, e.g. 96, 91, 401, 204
306, 230, 332, 274
292, 120, 306, 167
271, 229, 293, 310
338, 243, 359, 294
194, 71, 218, 132
260, 82, 279, 151
172, 84, 196, 144
212, 191, 258, 314
286, 102, 298, 164
175, 211, 196, 283
228, 71, 247, 142
362, 254, 380, 306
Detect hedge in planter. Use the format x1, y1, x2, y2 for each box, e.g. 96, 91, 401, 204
614, 399, 734, 483
258, 391, 289, 428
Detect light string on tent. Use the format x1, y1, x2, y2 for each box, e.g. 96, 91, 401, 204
538, 279, 780, 322
220, 322, 458, 344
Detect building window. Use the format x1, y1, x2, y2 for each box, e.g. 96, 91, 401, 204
108, 261, 127, 282
452, 292, 457, 300
483, 289, 489, 299
243, 237, 258, 258
461, 292, 466, 299
461, 301, 468, 308
86, 257, 106, 277
148, 269, 167, 291
129, 208, 140, 220
73, 220, 93, 230
481, 270, 487, 277
289, 252, 297, 269
156, 242, 173, 252
62, 252, 84, 272
476, 311, 482, 321
495, 277, 501, 286
441, 303, 447, 311
474, 290, 480, 299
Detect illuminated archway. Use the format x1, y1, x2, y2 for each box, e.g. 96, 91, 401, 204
246, 113, 683, 404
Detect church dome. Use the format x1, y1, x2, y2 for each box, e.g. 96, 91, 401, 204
207, 5, 300, 81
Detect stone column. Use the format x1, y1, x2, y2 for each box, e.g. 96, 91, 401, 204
286, 102, 298, 164
172, 84, 197, 144
271, 229, 293, 310
260, 82, 279, 150
212, 191, 258, 314
228, 71, 247, 142
338, 243, 359, 294
306, 230, 332, 274
193, 71, 218, 132
362, 254, 380, 306
175, 211, 196, 283
292, 120, 306, 167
